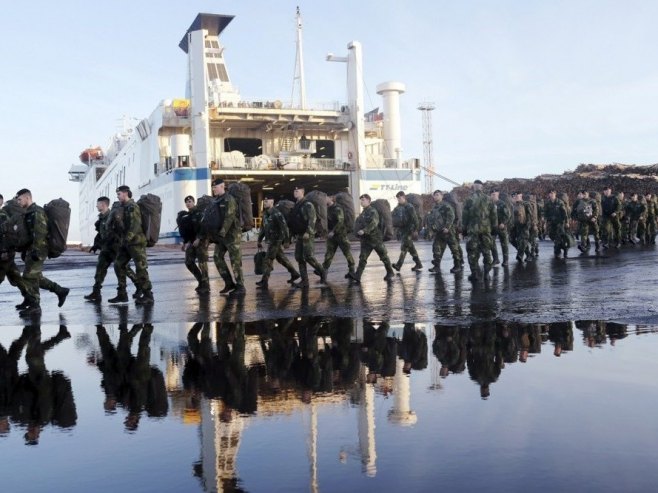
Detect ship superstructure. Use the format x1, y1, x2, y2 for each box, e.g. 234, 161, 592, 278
69, 12, 421, 245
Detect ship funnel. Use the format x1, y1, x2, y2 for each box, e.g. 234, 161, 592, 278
376, 81, 406, 162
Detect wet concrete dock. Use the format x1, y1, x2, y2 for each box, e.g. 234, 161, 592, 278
2, 239, 657, 327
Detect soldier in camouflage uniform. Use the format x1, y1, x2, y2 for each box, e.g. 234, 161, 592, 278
625, 193, 645, 244
202, 178, 245, 294
572, 191, 601, 253
462, 180, 496, 281
84, 196, 137, 302
256, 196, 300, 289
323, 193, 355, 279
544, 189, 571, 258
601, 186, 622, 248
510, 192, 530, 262
391, 191, 422, 272
288, 186, 326, 288
178, 196, 209, 293
644, 193, 656, 244
426, 190, 462, 273
0, 207, 27, 301
347, 194, 395, 283
524, 193, 539, 258
110, 185, 153, 305
490, 189, 511, 266
14, 188, 69, 316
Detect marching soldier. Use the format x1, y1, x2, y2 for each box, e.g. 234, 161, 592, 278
0, 206, 27, 301
84, 196, 137, 302
110, 185, 153, 305
391, 191, 422, 272
347, 194, 395, 283
490, 189, 511, 266
200, 178, 245, 295
510, 192, 530, 263
288, 186, 326, 288
14, 188, 69, 316
426, 190, 462, 273
601, 186, 622, 248
323, 193, 355, 279
177, 196, 209, 293
462, 180, 496, 281
544, 189, 570, 258
256, 196, 300, 289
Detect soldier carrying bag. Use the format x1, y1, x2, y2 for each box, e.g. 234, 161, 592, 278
44, 198, 71, 258
254, 247, 267, 275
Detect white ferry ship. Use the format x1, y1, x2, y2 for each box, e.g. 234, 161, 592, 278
69, 11, 422, 246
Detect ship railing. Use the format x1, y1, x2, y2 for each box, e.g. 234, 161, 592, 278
210, 157, 350, 171
213, 100, 343, 112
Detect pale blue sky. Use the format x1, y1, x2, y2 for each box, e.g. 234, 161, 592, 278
4, 0, 658, 239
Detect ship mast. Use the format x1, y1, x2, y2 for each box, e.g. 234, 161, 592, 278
291, 6, 307, 109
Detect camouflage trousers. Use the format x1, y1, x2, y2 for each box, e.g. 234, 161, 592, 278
356, 238, 392, 278
629, 219, 643, 241
213, 237, 244, 286
547, 222, 571, 255
578, 219, 600, 248
490, 228, 509, 262
465, 232, 493, 272
95, 247, 136, 289
115, 243, 152, 293
0, 253, 26, 297
323, 234, 355, 272
396, 232, 420, 266
295, 237, 324, 281
263, 240, 298, 279
602, 216, 621, 245
22, 255, 66, 305
511, 226, 529, 259
636, 219, 649, 243
432, 232, 463, 267
185, 240, 209, 283
645, 218, 656, 243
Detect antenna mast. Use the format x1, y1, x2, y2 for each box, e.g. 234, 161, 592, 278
291, 6, 307, 109
418, 102, 436, 194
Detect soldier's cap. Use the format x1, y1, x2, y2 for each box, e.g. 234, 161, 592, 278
432, 189, 443, 195
211, 178, 224, 186
263, 195, 275, 201
490, 188, 500, 193
293, 185, 305, 191
473, 179, 483, 185
15, 188, 31, 197
359, 193, 372, 201
603, 185, 612, 190
395, 191, 406, 198
548, 188, 557, 193
184, 195, 195, 202
116, 185, 131, 193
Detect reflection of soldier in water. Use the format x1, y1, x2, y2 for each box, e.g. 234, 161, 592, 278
518, 324, 544, 363
497, 322, 519, 364
398, 323, 428, 374
184, 322, 258, 415
0, 329, 30, 436
8, 325, 76, 445
575, 321, 607, 348
360, 320, 398, 383
291, 318, 336, 396
260, 319, 297, 393
330, 318, 361, 388
547, 322, 574, 357
466, 323, 503, 399
432, 325, 467, 377
95, 323, 168, 431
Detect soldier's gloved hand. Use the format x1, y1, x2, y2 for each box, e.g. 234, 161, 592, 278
302, 233, 310, 240
357, 230, 364, 236
30, 251, 40, 261
90, 246, 98, 254
193, 239, 200, 248
328, 232, 334, 238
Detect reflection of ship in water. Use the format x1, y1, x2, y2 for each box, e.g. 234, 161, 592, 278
78, 317, 658, 489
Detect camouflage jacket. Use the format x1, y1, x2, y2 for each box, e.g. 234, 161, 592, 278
544, 198, 569, 225
327, 204, 348, 236
462, 191, 496, 235
113, 199, 146, 247
93, 210, 121, 251
601, 195, 622, 218
290, 200, 316, 237
427, 201, 456, 234
625, 200, 646, 221
215, 193, 240, 239
24, 203, 49, 256
392, 202, 419, 234
258, 207, 290, 244
356, 205, 381, 241
0, 208, 16, 254
493, 199, 511, 228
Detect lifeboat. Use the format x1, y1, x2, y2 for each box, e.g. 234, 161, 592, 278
79, 146, 103, 165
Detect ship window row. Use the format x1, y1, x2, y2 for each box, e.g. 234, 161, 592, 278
204, 40, 220, 49
207, 63, 229, 82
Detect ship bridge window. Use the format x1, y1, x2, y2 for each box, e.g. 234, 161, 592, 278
312, 140, 335, 159
207, 63, 229, 82
224, 138, 262, 157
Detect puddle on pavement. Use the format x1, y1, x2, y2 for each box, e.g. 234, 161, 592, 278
2, 318, 658, 492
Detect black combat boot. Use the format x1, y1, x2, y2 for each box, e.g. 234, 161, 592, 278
345, 266, 356, 279
108, 290, 129, 304
256, 277, 269, 289
450, 263, 463, 273
383, 263, 395, 281
411, 259, 423, 271
287, 272, 301, 284
84, 287, 102, 302
135, 290, 154, 305
492, 249, 500, 266
319, 267, 327, 284
57, 288, 70, 308
501, 255, 509, 267
132, 288, 143, 300
391, 262, 401, 272
195, 280, 210, 293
